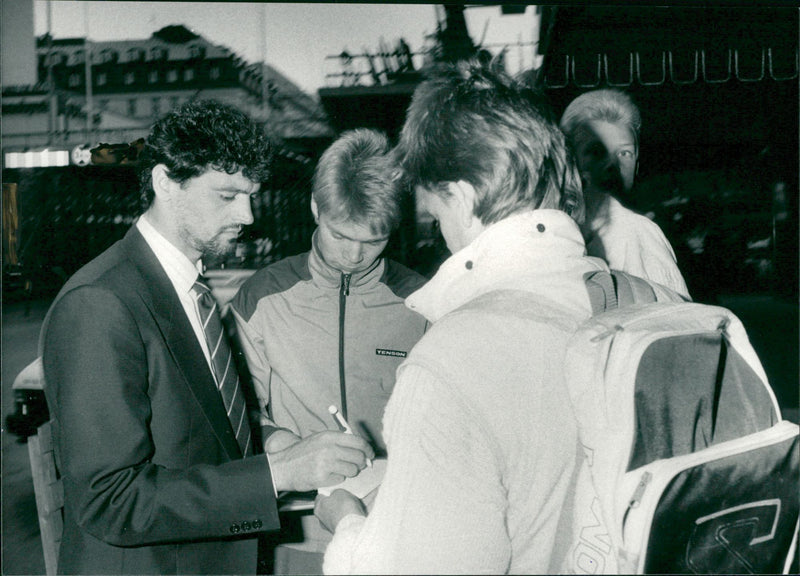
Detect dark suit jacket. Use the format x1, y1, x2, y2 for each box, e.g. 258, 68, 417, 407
41, 226, 280, 575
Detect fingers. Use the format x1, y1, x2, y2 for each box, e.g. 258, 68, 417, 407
314, 444, 369, 481
269, 431, 374, 492
320, 473, 346, 488
332, 445, 373, 472
314, 489, 366, 533
314, 492, 338, 533
317, 430, 375, 461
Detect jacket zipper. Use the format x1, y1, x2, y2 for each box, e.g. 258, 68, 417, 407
339, 273, 351, 420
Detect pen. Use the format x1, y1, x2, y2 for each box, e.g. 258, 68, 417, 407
328, 405, 372, 468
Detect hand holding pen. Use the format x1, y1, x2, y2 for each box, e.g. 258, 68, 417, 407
268, 427, 374, 492
329, 405, 373, 468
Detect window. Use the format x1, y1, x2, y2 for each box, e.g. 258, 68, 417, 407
209, 67, 221, 80
183, 68, 194, 81
166, 69, 178, 83
124, 72, 135, 85
151, 47, 168, 61
189, 45, 206, 59
148, 70, 158, 83
68, 73, 81, 87
47, 52, 65, 67
127, 48, 145, 62
96, 73, 107, 86
98, 49, 118, 64
127, 98, 137, 117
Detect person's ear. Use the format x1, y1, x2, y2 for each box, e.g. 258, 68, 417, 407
310, 196, 320, 224
151, 164, 176, 202
448, 180, 478, 228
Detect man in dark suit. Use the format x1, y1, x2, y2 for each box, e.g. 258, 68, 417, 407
40, 100, 373, 575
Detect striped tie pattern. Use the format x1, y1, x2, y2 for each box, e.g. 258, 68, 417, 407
192, 277, 251, 456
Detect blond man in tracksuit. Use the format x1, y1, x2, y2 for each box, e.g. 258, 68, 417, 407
231, 128, 428, 470
230, 129, 427, 573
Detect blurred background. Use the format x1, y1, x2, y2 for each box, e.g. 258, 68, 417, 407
2, 2, 798, 574
3, 3, 797, 299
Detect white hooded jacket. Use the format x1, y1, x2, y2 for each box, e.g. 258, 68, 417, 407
323, 209, 614, 574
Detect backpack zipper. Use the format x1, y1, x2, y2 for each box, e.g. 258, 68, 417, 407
628, 471, 652, 510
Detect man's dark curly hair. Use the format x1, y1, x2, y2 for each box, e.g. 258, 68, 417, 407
137, 99, 272, 210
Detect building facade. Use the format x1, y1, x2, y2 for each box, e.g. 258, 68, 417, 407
3, 24, 331, 167
2, 23, 330, 295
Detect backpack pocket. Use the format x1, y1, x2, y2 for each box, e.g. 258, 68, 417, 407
620, 421, 799, 574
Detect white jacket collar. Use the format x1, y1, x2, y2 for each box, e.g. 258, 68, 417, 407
406, 210, 606, 323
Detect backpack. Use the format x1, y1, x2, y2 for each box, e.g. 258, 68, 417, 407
565, 270, 799, 574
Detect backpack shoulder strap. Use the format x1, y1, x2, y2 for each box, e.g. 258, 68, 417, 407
584, 270, 619, 315
583, 269, 659, 315
610, 269, 658, 308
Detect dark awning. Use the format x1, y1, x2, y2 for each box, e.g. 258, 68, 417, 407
540, 6, 798, 89
539, 6, 798, 172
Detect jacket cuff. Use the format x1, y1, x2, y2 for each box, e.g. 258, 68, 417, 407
261, 424, 293, 441
264, 453, 278, 498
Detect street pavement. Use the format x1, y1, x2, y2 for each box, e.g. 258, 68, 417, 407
1, 294, 797, 575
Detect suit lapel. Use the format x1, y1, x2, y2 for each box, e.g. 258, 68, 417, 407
121, 227, 242, 459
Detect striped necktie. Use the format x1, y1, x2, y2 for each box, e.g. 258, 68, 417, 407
192, 276, 251, 456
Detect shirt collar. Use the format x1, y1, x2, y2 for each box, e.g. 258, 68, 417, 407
406, 209, 600, 322
137, 213, 203, 294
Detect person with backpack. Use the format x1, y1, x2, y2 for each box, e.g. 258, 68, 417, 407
560, 89, 691, 299
312, 59, 629, 574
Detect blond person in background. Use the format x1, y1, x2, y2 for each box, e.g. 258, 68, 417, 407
560, 88, 691, 299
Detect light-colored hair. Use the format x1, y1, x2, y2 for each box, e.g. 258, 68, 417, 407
312, 129, 402, 236
396, 59, 584, 226
559, 89, 641, 148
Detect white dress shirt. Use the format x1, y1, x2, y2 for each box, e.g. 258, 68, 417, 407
136, 213, 213, 372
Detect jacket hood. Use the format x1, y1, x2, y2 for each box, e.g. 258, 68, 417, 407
406, 209, 607, 323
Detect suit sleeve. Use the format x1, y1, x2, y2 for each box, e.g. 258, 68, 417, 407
42, 285, 280, 547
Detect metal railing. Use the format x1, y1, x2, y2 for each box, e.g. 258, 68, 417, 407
323, 40, 540, 88
543, 47, 799, 89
